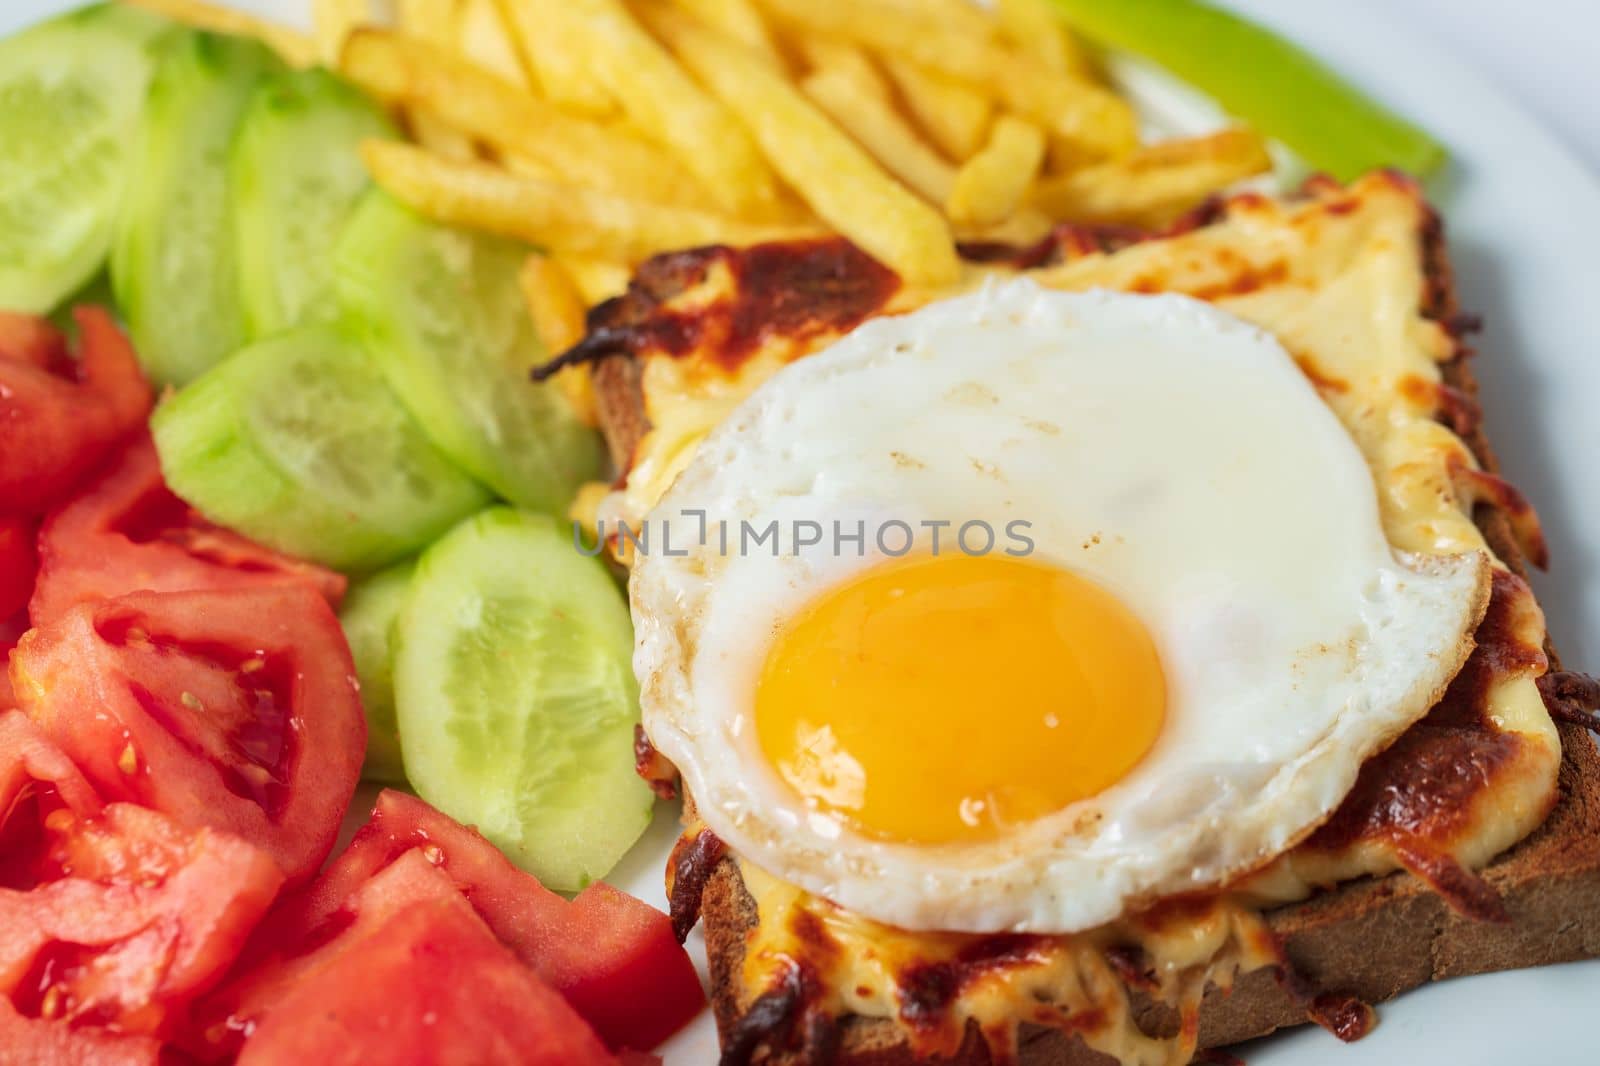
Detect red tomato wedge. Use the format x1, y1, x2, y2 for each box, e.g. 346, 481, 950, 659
0, 516, 36, 622
0, 308, 151, 516
0, 711, 101, 887
0, 714, 281, 1037
30, 435, 345, 628
0, 802, 282, 1037
211, 849, 616, 1066
267, 790, 703, 1050
11, 586, 365, 885
1, 516, 38, 711
1, 618, 28, 712
0, 311, 69, 371
0, 996, 162, 1066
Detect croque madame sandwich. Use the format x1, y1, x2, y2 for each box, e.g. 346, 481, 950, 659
538, 172, 1600, 1065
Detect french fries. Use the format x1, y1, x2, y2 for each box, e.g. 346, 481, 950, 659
363, 140, 807, 260
493, 0, 618, 117
327, 0, 1279, 330
555, 254, 635, 307
499, 151, 560, 180
520, 255, 589, 356
802, 66, 955, 206
1031, 129, 1274, 228
453, 0, 533, 90
120, 0, 317, 65
669, 0, 782, 66
409, 110, 479, 162
880, 57, 992, 161
530, 0, 783, 220
644, 6, 959, 286
947, 116, 1047, 227
396, 0, 457, 44
756, 0, 1137, 161
952, 206, 1056, 248
996, 0, 1099, 82
312, 0, 369, 65
519, 254, 599, 425
795, 37, 889, 99
884, 0, 998, 44
341, 30, 707, 208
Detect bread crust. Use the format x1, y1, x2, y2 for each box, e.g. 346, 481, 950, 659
596, 202, 1600, 1064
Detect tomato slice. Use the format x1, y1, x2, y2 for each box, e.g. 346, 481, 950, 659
0, 995, 162, 1066
210, 849, 615, 1066
12, 586, 365, 885
0, 308, 151, 516
0, 311, 68, 373
0, 802, 282, 1038
30, 435, 346, 628
268, 790, 703, 1050
0, 713, 281, 1037
0, 516, 38, 711
0, 711, 102, 888
0, 516, 36, 623
1, 624, 26, 713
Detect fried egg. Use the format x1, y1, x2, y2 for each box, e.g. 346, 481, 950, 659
631, 281, 1490, 934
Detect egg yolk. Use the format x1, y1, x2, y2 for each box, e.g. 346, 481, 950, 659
755, 554, 1166, 845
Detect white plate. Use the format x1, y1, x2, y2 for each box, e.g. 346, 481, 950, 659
5, 2, 1596, 1063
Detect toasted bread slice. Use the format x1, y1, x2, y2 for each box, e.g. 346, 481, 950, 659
583, 183, 1600, 1062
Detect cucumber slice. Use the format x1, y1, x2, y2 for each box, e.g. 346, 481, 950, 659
393, 508, 651, 891
111, 31, 284, 385
231, 68, 397, 339
0, 4, 173, 313
151, 324, 490, 572
340, 559, 417, 784
335, 191, 602, 514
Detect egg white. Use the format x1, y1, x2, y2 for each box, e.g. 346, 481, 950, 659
631, 281, 1489, 934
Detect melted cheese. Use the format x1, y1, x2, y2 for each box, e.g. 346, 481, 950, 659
738, 859, 1278, 1065
617, 174, 1561, 1056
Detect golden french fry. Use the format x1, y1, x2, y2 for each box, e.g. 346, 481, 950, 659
880, 57, 991, 161
362, 140, 805, 259
568, 481, 611, 538
120, 0, 317, 65
670, 0, 782, 65
520, 254, 590, 353
1031, 129, 1275, 228
494, 0, 617, 117
397, 0, 457, 42
643, 7, 958, 286
793, 36, 887, 98
498, 151, 560, 180
946, 115, 1046, 227
555, 367, 599, 427
951, 206, 1057, 248
1044, 135, 1100, 176
341, 30, 707, 208
882, 0, 997, 43
531, 0, 782, 220
756, 0, 1136, 160
313, 0, 370, 65
996, 0, 1099, 81
520, 254, 599, 426
453, 0, 533, 89
801, 67, 954, 205
556, 254, 634, 306
408, 109, 479, 161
